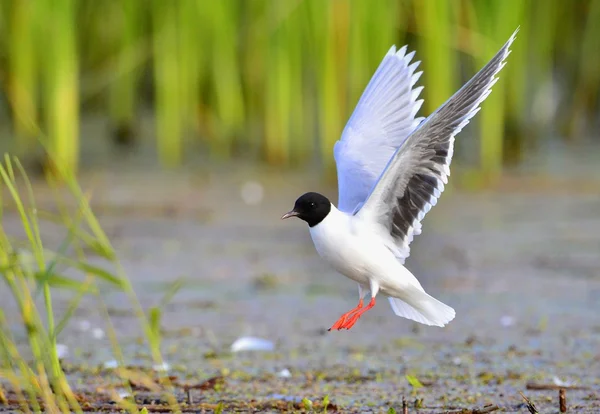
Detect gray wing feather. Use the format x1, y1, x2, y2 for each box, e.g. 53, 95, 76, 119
357, 28, 519, 263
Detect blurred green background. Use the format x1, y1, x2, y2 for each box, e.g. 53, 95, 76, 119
0, 3, 599, 411
0, 0, 598, 181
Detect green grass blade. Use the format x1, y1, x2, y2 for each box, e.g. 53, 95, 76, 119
32, 272, 95, 292
66, 260, 125, 289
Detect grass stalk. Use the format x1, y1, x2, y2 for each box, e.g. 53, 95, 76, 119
59, 168, 181, 412
239, 1, 267, 152
414, 0, 455, 113
0, 156, 83, 412
498, 0, 528, 162
348, 0, 371, 120
308, 0, 350, 175
178, 0, 202, 135
0, 302, 41, 412
45, 179, 141, 413
368, 0, 402, 63
152, 0, 183, 167
264, 1, 294, 165
468, 2, 509, 180
207, 0, 245, 157
567, 0, 600, 138
285, 2, 308, 165
7, 0, 39, 152
1, 151, 183, 411
108, 0, 143, 144
38, 0, 79, 176
528, 0, 559, 130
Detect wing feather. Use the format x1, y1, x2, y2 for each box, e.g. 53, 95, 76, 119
334, 45, 425, 213
357, 28, 519, 263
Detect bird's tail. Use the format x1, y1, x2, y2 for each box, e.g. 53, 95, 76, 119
388, 285, 455, 327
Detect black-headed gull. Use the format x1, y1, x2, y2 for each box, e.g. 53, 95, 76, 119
282, 29, 518, 331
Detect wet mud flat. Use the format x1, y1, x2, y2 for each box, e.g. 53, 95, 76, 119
1, 168, 599, 412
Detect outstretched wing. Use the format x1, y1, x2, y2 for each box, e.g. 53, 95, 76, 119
357, 28, 519, 263
334, 45, 425, 214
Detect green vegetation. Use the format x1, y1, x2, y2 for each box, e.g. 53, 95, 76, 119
0, 2, 597, 410
0, 154, 180, 412
1, 1, 598, 179
406, 374, 424, 390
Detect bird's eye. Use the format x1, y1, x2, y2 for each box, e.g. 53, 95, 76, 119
309, 202, 316, 208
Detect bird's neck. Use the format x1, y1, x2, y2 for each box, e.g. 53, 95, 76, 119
312, 204, 346, 229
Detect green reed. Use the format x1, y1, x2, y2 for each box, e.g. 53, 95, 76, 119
152, 0, 183, 167
263, 0, 309, 165
0, 152, 183, 412
208, 0, 245, 158
1, 1, 598, 179
415, 0, 456, 114
309, 0, 350, 175
347, 0, 402, 126
38, 0, 79, 176
264, 0, 292, 165
7, 0, 38, 152
108, 0, 145, 143
469, 1, 510, 179
528, 0, 560, 133
1, 155, 82, 412
178, 0, 203, 135
499, 0, 528, 163
567, 0, 600, 138
285, 1, 310, 165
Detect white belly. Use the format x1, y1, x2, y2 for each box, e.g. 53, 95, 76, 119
310, 228, 369, 285
308, 211, 401, 289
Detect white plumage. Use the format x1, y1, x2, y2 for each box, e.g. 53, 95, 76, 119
335, 44, 425, 215
283, 28, 519, 330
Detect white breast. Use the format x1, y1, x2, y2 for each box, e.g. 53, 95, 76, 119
308, 207, 378, 285
308, 204, 423, 297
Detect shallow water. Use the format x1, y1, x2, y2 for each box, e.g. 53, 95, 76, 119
2, 159, 600, 412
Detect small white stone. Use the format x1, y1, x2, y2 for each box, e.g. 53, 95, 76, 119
452, 357, 462, 366
153, 362, 170, 372
103, 360, 119, 369
117, 391, 131, 399
231, 336, 275, 352
92, 328, 105, 339
500, 315, 515, 327
56, 344, 69, 359
552, 376, 574, 387
277, 368, 292, 378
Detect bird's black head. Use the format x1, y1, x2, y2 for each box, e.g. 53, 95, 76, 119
281, 192, 331, 227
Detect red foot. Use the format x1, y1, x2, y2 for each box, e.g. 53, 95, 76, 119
328, 299, 364, 331
339, 297, 376, 330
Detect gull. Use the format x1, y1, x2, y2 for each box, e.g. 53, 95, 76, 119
282, 29, 519, 330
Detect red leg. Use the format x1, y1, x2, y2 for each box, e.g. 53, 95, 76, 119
328, 299, 364, 331
340, 297, 376, 330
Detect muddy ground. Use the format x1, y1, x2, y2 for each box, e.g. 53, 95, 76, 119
1, 163, 599, 413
